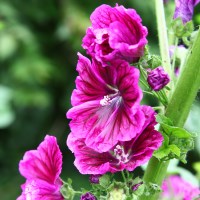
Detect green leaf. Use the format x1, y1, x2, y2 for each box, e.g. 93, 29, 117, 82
154, 114, 195, 163
183, 21, 194, 37
171, 18, 194, 38
156, 114, 173, 126
161, 124, 192, 138
168, 144, 180, 157
154, 143, 181, 160
133, 183, 145, 197
138, 49, 162, 70
147, 55, 162, 69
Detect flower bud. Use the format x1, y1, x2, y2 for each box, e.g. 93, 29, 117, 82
80, 192, 97, 200
132, 182, 143, 191
147, 67, 170, 91
89, 174, 102, 184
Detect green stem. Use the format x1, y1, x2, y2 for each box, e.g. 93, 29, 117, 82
139, 0, 200, 199
121, 171, 126, 182
74, 191, 82, 195
165, 30, 200, 127
140, 28, 200, 200
172, 37, 179, 74
155, 0, 172, 83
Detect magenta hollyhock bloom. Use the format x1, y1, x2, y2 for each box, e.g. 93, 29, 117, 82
17, 135, 64, 200
174, 0, 200, 23
147, 67, 170, 91
82, 4, 148, 66
67, 106, 163, 175
67, 53, 145, 153
162, 175, 200, 200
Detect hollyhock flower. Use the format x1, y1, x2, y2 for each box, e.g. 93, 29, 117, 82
82, 4, 148, 66
67, 53, 144, 153
67, 106, 163, 175
161, 175, 200, 200
80, 192, 97, 200
174, 0, 200, 23
147, 67, 170, 91
17, 135, 64, 200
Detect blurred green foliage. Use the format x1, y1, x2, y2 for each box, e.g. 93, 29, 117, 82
0, 0, 199, 199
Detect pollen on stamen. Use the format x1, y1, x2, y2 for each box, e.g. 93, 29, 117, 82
114, 145, 129, 163
100, 95, 112, 106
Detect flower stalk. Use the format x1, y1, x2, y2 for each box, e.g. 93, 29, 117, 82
165, 28, 200, 126
155, 0, 172, 85
139, 0, 200, 199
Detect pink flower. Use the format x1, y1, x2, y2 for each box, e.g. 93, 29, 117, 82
17, 135, 64, 200
82, 4, 148, 66
162, 175, 200, 200
147, 67, 170, 91
67, 106, 163, 175
67, 53, 145, 153
174, 0, 200, 23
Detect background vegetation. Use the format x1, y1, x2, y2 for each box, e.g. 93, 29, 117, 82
0, 0, 199, 199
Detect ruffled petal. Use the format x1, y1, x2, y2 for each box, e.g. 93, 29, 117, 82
71, 53, 109, 106
67, 134, 116, 174
173, 0, 200, 23
83, 4, 148, 65
90, 5, 119, 29
125, 127, 163, 171
84, 106, 145, 152
19, 135, 62, 184
67, 106, 163, 174
18, 179, 63, 200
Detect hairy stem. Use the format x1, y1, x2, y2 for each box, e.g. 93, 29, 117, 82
139, 1, 200, 199
155, 0, 172, 83
165, 30, 200, 127
141, 28, 200, 200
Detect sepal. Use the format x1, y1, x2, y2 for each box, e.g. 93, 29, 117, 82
171, 18, 194, 38
60, 179, 75, 200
